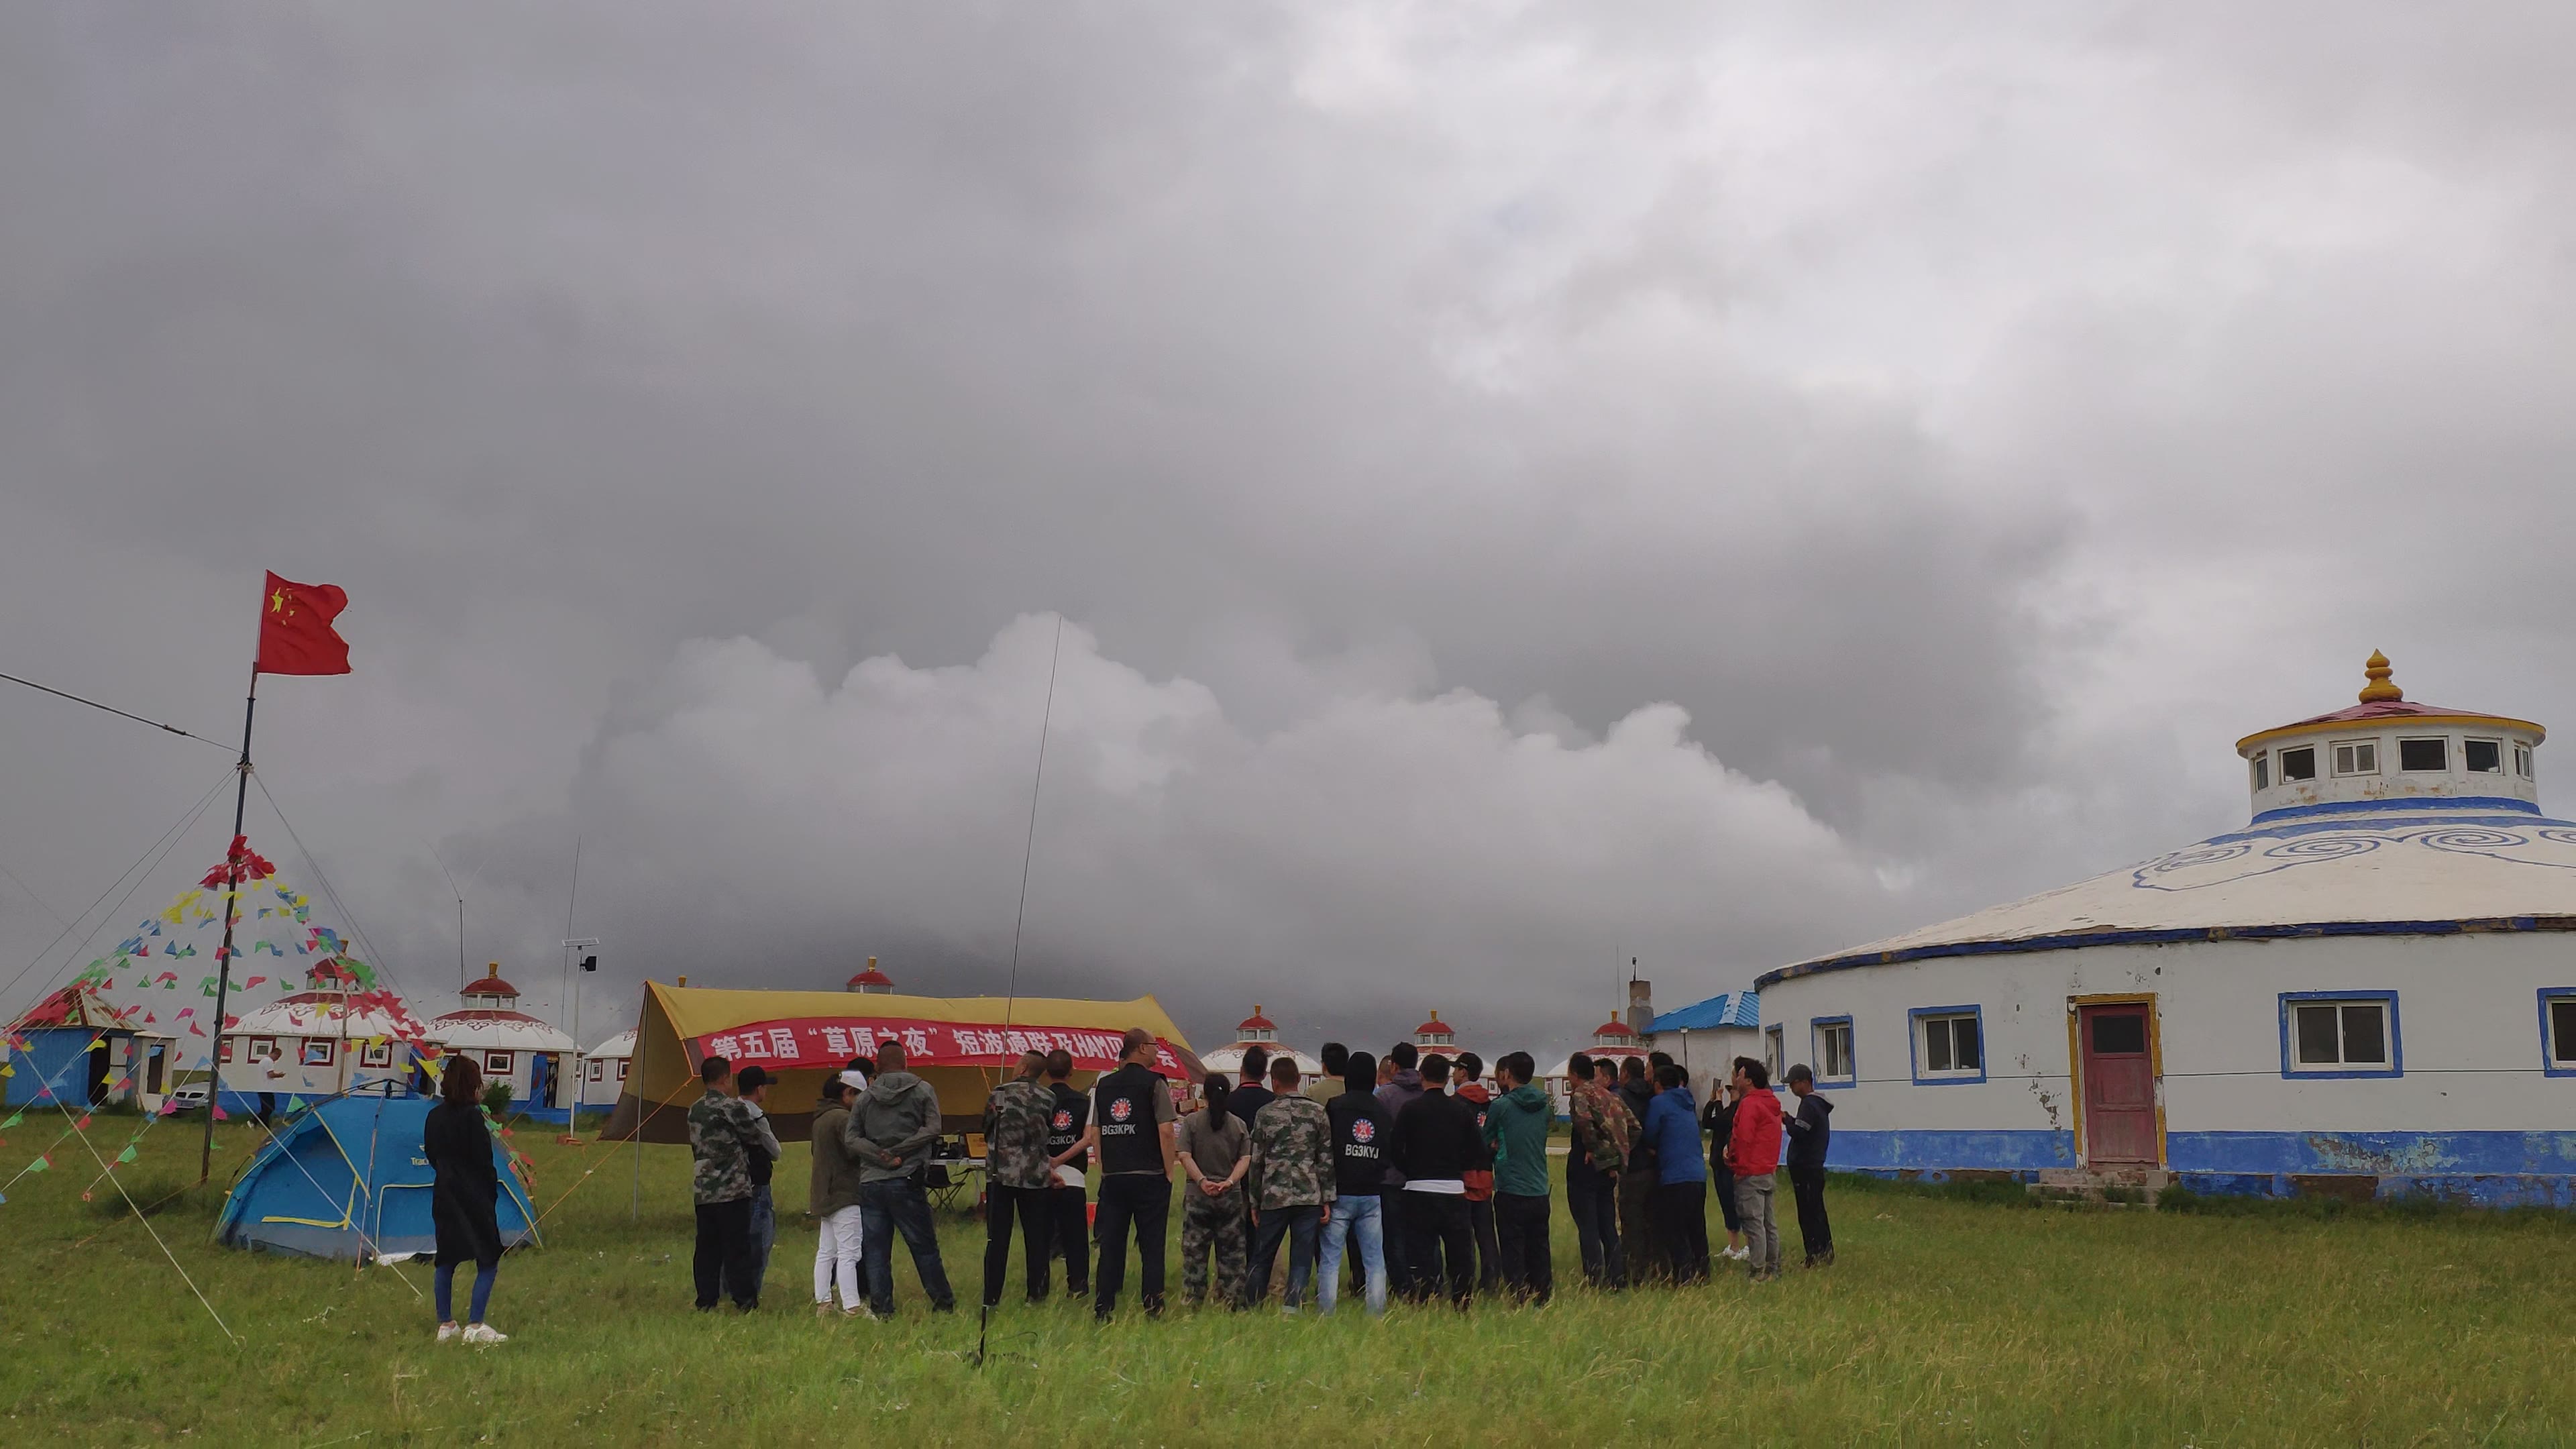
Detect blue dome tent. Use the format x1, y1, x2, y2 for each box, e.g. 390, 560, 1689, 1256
216, 1087, 541, 1260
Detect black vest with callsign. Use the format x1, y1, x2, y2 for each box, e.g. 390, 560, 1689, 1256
1092, 1063, 1166, 1177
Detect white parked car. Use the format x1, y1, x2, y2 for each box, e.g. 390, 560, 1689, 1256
168, 1083, 211, 1114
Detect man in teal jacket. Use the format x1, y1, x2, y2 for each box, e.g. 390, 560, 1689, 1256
1480, 1051, 1554, 1306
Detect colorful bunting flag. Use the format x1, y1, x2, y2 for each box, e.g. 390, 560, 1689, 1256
116, 1144, 139, 1165
72, 1114, 91, 1130
27, 1155, 50, 1173
211, 1106, 227, 1122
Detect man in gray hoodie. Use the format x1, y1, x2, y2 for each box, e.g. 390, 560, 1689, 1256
843, 1040, 956, 1316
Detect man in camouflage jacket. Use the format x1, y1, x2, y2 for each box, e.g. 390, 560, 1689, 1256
1564, 1059, 1636, 1290
979, 1052, 1059, 1307
1240, 1055, 1337, 1312
688, 1055, 781, 1311
1568, 1071, 1637, 1177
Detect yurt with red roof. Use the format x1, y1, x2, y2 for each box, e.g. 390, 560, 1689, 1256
221, 959, 427, 1110
426, 964, 577, 1119
1199, 1004, 1324, 1082
3, 981, 155, 1110
1540, 1011, 1655, 1114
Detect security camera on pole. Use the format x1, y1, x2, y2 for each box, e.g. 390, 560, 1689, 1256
562, 936, 599, 1130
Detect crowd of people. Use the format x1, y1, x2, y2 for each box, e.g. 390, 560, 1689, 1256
668, 1025, 1840, 1323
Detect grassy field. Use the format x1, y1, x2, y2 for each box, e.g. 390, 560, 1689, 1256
2, 1113, 2572, 1446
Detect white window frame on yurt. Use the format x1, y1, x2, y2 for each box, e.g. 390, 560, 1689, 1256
301, 1039, 335, 1067
360, 1041, 394, 1068
2278, 991, 2400, 1078
1909, 1006, 1986, 1085
248, 1037, 281, 1063
2332, 739, 2379, 777
2540, 990, 2576, 1079
588, 1059, 606, 1082
1809, 1016, 1855, 1085
484, 1050, 515, 1077
1763, 1026, 1784, 1083
614, 1059, 629, 1081
2396, 737, 2447, 773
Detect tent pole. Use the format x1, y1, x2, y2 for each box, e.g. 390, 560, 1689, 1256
631, 985, 645, 1222
200, 662, 259, 1184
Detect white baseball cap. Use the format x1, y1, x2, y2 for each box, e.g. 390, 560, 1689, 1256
838, 1069, 869, 1092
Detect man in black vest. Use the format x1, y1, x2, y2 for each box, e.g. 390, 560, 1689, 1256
1040, 1048, 1091, 1300
1075, 1027, 1178, 1321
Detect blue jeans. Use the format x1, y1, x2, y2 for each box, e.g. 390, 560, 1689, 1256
1316, 1194, 1386, 1316
721, 1184, 775, 1306
435, 1263, 496, 1324
859, 1177, 957, 1315
1242, 1203, 1322, 1311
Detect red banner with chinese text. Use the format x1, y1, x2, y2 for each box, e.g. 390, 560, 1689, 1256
688, 1016, 1192, 1079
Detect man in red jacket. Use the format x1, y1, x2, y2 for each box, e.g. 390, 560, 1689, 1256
1722, 1057, 1784, 1282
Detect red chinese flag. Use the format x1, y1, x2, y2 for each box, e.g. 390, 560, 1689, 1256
256, 572, 352, 676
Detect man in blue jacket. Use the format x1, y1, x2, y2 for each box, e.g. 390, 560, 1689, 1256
1639, 1063, 1709, 1284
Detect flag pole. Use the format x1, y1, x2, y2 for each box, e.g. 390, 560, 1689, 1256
200, 661, 260, 1183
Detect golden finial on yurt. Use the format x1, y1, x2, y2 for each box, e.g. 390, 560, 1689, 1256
2359, 650, 2403, 704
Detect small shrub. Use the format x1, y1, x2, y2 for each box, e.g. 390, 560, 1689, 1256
482, 1081, 515, 1116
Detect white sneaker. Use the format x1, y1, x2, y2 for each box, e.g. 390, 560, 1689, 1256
434, 1323, 461, 1344
460, 1323, 509, 1345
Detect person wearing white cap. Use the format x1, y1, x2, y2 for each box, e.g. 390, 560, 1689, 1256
810, 1065, 873, 1316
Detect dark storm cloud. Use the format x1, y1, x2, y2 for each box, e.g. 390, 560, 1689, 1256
4, 4, 2572, 1058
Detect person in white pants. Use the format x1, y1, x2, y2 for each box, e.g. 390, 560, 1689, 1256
810, 1069, 871, 1315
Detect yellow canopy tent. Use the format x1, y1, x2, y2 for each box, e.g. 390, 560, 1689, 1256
598, 981, 1203, 1142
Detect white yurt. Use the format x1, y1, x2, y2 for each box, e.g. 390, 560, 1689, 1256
426, 964, 577, 1113
1197, 1006, 1325, 1084
1395, 1010, 1491, 1087
1541, 1012, 1656, 1114
1758, 653, 2576, 1205
221, 959, 421, 1106
578, 1028, 637, 1109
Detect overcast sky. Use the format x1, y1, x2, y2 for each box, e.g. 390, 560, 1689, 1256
5, 4, 2573, 1064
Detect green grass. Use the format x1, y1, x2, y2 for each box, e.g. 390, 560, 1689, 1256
2, 1119, 2573, 1446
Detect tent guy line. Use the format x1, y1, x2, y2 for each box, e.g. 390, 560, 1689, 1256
38, 1088, 235, 1342
0, 771, 233, 1024
0, 668, 235, 751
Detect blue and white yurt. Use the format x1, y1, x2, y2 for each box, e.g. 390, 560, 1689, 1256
1757, 653, 2576, 1205
217, 1087, 541, 1260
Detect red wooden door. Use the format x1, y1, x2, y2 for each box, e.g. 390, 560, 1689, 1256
2079, 1004, 2157, 1166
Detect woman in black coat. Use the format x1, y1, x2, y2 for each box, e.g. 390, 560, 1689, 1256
425, 1053, 508, 1344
